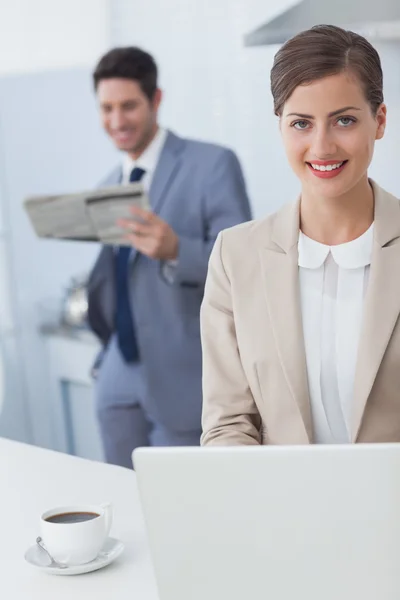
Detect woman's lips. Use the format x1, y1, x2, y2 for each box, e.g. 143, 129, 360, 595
306, 160, 348, 179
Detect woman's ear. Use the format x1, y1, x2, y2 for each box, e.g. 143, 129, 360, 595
375, 103, 387, 140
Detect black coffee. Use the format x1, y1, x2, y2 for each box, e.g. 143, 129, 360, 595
45, 511, 99, 524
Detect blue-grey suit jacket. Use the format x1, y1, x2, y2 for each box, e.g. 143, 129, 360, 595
87, 130, 252, 432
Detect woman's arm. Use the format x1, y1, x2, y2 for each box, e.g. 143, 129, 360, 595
200, 230, 262, 446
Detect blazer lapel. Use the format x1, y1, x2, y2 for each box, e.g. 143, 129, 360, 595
260, 200, 313, 442
149, 131, 184, 214
352, 182, 400, 440
129, 131, 183, 266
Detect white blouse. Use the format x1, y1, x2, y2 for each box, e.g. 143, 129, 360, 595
298, 224, 374, 443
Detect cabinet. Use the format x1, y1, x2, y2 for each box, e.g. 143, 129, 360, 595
42, 327, 104, 462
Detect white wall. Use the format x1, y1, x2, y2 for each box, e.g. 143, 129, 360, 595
109, 0, 306, 218
0, 0, 110, 74
0, 0, 113, 446
111, 0, 400, 217
0, 0, 111, 334
0, 67, 119, 448
368, 43, 400, 194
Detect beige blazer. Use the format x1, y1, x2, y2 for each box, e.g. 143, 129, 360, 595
201, 180, 400, 446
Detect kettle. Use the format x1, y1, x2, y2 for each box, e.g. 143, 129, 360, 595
61, 274, 89, 329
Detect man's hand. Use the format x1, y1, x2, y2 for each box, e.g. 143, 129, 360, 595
117, 206, 179, 261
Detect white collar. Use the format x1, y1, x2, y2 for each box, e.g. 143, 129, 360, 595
298, 223, 374, 269
122, 127, 167, 181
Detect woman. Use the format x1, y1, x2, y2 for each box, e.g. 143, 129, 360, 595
201, 24, 400, 446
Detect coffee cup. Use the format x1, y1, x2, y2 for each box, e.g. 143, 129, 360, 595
40, 502, 113, 566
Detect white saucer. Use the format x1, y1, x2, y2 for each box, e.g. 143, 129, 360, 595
24, 536, 124, 575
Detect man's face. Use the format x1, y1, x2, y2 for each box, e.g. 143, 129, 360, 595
97, 78, 162, 158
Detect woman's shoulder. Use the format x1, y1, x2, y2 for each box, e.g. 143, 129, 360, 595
371, 180, 400, 244
220, 201, 296, 249
212, 201, 298, 278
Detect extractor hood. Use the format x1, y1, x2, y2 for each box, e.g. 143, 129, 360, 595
244, 0, 400, 46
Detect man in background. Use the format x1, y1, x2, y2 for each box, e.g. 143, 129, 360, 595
87, 46, 252, 468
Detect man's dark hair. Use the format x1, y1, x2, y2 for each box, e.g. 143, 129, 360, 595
93, 47, 158, 101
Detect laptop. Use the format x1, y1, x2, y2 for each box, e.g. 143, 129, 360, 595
134, 444, 400, 600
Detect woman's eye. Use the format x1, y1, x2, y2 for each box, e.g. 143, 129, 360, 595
292, 120, 310, 130
337, 117, 355, 127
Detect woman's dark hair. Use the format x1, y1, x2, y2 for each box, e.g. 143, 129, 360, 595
270, 24, 383, 116
93, 46, 158, 101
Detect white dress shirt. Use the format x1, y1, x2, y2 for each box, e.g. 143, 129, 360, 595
298, 224, 374, 443
122, 126, 167, 189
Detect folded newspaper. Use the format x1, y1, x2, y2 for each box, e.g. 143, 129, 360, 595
24, 182, 150, 246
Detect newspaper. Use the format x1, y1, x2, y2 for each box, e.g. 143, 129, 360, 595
24, 183, 150, 246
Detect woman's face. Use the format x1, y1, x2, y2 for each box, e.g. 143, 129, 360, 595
280, 72, 386, 199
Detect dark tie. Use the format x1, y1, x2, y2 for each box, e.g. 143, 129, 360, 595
115, 167, 146, 362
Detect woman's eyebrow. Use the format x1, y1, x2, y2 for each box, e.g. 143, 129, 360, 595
286, 106, 362, 119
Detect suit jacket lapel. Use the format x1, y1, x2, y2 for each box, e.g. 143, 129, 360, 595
149, 131, 184, 214
260, 200, 313, 442
127, 132, 184, 268
352, 181, 400, 440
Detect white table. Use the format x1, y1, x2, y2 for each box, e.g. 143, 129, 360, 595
1, 438, 159, 599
